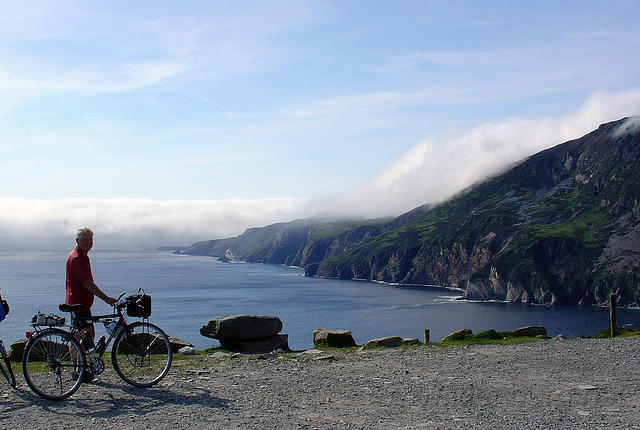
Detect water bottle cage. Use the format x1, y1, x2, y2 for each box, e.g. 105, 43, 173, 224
93, 336, 106, 355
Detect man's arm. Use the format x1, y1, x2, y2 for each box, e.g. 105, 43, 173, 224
83, 280, 117, 305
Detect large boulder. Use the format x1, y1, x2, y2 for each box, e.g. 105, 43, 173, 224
200, 315, 283, 341
312, 328, 356, 348
200, 314, 289, 353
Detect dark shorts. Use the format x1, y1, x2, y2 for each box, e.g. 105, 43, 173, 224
73, 311, 93, 330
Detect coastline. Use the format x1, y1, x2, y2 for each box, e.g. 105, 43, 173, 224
192, 253, 639, 310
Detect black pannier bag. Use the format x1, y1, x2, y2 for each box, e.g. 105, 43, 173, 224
125, 291, 151, 318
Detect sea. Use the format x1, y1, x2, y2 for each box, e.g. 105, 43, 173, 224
1, 250, 639, 350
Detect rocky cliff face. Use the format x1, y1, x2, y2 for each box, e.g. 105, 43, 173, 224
312, 118, 640, 306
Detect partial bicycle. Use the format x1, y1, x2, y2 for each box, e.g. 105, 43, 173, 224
22, 289, 172, 400
0, 290, 16, 389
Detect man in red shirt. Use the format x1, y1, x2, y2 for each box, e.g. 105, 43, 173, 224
66, 227, 117, 352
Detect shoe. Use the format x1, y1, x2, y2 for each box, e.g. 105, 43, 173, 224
82, 371, 95, 383
72, 370, 95, 383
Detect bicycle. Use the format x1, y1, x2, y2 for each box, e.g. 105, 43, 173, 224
22, 290, 172, 400
0, 292, 16, 389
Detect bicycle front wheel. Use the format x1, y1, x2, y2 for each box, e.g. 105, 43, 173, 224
0, 340, 16, 388
111, 321, 172, 387
22, 329, 85, 400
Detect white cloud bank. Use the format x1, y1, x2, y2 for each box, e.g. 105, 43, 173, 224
1, 89, 639, 251
322, 89, 640, 218
0, 198, 306, 251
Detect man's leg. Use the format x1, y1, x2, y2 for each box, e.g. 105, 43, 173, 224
71, 312, 95, 382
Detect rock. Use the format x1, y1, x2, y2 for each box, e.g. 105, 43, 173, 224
219, 334, 290, 353
577, 384, 598, 390
257, 352, 279, 360
312, 328, 356, 348
295, 349, 335, 361
508, 326, 547, 338
169, 336, 194, 353
200, 314, 288, 353
402, 337, 420, 345
312, 354, 335, 361
178, 346, 196, 355
441, 328, 473, 342
295, 349, 325, 360
9, 339, 27, 361
363, 336, 404, 349
211, 351, 232, 359
200, 315, 283, 341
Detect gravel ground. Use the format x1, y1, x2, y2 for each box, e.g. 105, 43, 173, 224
1, 336, 640, 429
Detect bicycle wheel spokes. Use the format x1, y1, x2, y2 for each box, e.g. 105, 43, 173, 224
22, 330, 85, 400
112, 322, 172, 387
0, 340, 16, 388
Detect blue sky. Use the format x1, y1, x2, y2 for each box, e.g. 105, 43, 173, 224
1, 1, 640, 249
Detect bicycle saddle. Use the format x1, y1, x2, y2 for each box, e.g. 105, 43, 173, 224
59, 303, 84, 312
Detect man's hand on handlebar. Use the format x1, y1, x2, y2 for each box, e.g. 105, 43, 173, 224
111, 293, 127, 307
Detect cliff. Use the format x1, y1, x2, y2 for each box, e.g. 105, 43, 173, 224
312, 118, 640, 306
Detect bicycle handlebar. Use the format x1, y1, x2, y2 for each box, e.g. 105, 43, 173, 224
112, 293, 128, 309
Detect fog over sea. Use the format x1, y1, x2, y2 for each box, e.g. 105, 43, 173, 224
1, 250, 640, 350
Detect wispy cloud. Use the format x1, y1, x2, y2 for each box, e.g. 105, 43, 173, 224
0, 1, 327, 113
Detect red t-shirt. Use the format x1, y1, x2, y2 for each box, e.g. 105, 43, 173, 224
65, 246, 94, 312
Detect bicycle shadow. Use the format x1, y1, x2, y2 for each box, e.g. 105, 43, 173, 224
97, 382, 231, 418
0, 382, 77, 416
0, 386, 36, 416
10, 378, 231, 418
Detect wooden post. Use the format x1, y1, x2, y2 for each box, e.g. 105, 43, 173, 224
610, 294, 617, 338
424, 329, 430, 344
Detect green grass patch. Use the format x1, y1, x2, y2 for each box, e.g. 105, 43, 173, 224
438, 336, 540, 346
312, 342, 361, 353
438, 329, 543, 346
590, 326, 640, 339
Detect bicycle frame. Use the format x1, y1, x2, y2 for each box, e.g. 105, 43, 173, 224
71, 307, 130, 358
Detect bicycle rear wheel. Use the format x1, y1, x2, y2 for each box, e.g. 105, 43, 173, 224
0, 340, 16, 388
111, 321, 172, 387
22, 329, 85, 400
